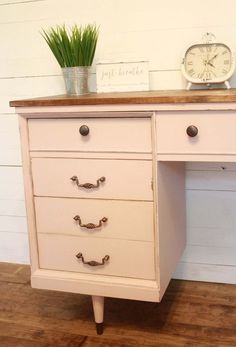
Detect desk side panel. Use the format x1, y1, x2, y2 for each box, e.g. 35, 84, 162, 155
18, 115, 39, 272
157, 161, 186, 299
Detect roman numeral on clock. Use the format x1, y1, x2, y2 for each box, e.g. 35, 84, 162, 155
188, 69, 195, 76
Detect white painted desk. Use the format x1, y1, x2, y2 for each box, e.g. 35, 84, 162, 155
11, 89, 236, 334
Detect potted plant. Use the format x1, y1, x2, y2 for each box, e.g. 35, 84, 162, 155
41, 24, 99, 95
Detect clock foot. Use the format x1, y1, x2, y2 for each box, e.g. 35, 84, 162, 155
186, 82, 192, 90
224, 81, 231, 89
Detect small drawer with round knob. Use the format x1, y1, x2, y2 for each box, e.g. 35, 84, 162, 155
186, 125, 198, 137
79, 124, 90, 136
156, 111, 236, 156
28, 116, 152, 153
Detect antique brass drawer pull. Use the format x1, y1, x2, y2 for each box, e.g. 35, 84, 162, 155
76, 252, 110, 266
73, 215, 108, 229
70, 176, 106, 189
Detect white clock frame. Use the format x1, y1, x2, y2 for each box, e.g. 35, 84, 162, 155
181, 37, 235, 90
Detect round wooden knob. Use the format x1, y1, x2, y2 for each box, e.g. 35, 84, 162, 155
79, 125, 89, 136
186, 125, 198, 137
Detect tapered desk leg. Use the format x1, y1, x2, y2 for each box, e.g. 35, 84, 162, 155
92, 295, 104, 334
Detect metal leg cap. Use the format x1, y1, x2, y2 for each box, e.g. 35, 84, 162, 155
96, 322, 104, 335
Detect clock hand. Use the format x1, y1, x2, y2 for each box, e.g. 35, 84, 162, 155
208, 54, 218, 63
207, 61, 215, 68
202, 60, 214, 68
204, 54, 218, 68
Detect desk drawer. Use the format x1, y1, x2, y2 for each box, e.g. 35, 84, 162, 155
32, 158, 153, 201
28, 117, 151, 153
38, 233, 155, 280
156, 111, 236, 155
35, 197, 154, 241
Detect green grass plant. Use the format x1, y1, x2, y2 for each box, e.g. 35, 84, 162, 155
41, 24, 99, 67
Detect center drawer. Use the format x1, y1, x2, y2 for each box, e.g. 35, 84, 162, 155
31, 158, 153, 200
28, 117, 151, 153
156, 111, 236, 155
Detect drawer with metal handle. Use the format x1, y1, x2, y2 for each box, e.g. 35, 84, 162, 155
34, 197, 154, 241
31, 158, 153, 201
37, 233, 155, 280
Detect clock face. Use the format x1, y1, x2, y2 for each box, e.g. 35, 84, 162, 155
183, 43, 234, 83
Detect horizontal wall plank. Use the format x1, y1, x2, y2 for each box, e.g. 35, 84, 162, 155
187, 227, 236, 248
174, 262, 236, 284
187, 190, 236, 229
0, 115, 21, 165
0, 148, 21, 166
186, 170, 236, 191
0, 199, 26, 217
181, 245, 236, 266
0, 167, 24, 200
0, 216, 27, 233
0, 0, 106, 24
0, 232, 29, 264
150, 70, 184, 90
113, 0, 236, 31
1, 76, 65, 114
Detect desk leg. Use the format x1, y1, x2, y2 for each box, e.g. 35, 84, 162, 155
92, 295, 104, 334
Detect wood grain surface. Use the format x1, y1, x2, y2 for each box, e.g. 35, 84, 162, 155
0, 262, 235, 346
9, 89, 236, 107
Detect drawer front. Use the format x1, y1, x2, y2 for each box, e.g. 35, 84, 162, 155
35, 197, 154, 241
38, 234, 155, 280
28, 117, 151, 153
32, 158, 153, 201
156, 111, 236, 154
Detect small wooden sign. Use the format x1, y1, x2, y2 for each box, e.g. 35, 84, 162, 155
96, 60, 149, 93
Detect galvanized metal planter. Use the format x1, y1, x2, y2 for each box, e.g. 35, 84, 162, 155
62, 66, 90, 95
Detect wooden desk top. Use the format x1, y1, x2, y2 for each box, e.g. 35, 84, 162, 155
10, 89, 236, 107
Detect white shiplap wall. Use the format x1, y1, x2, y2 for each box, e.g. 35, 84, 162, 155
1, 0, 236, 284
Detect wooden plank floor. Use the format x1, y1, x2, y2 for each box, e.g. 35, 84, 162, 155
0, 263, 235, 347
